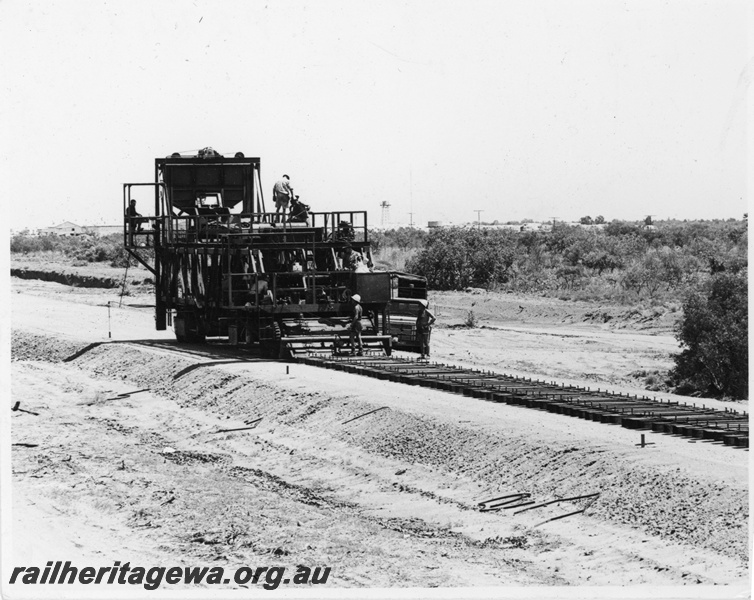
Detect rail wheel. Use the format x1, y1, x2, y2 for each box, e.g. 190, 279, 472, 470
175, 312, 206, 343
189, 316, 207, 343
260, 321, 282, 358
174, 315, 188, 342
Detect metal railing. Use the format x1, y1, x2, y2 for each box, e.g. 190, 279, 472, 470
162, 211, 368, 246
123, 206, 369, 248
222, 270, 355, 310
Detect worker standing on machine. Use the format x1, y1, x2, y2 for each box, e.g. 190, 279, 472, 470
349, 294, 364, 356
416, 300, 436, 359
126, 199, 143, 246
272, 174, 294, 222
126, 199, 142, 232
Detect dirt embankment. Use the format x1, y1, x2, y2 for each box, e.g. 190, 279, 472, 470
11, 267, 124, 288
431, 289, 680, 333
11, 256, 153, 290
11, 331, 90, 362
11, 267, 152, 289
11, 329, 749, 589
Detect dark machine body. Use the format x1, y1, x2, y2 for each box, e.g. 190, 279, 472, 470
123, 150, 429, 357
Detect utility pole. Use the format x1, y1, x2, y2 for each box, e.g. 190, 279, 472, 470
380, 201, 391, 228
474, 210, 483, 230
409, 168, 413, 228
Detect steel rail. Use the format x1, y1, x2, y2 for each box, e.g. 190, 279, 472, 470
296, 354, 748, 448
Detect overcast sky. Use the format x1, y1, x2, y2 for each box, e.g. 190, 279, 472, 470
1, 0, 749, 230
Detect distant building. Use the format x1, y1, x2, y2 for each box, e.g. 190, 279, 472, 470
519, 222, 546, 232
39, 221, 86, 236
83, 225, 122, 237
421, 220, 610, 233
496, 223, 523, 232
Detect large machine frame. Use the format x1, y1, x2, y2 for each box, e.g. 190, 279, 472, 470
123, 150, 428, 357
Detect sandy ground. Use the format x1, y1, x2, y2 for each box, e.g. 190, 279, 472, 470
6, 276, 751, 596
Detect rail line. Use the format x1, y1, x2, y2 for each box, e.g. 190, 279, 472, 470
294, 352, 749, 449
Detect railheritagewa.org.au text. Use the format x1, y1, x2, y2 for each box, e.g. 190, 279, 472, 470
9, 561, 331, 590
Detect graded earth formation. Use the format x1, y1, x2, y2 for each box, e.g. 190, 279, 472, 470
9, 274, 750, 592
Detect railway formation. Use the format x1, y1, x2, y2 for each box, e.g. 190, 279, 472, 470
291, 350, 749, 449
116, 149, 748, 451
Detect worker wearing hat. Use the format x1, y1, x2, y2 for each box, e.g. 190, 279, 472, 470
349, 294, 364, 356
272, 174, 294, 223
416, 299, 436, 359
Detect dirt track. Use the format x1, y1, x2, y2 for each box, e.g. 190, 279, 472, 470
9, 277, 750, 591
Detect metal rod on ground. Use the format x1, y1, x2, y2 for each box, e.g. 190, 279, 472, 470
478, 492, 530, 507
116, 388, 151, 397
483, 499, 535, 512
534, 508, 587, 527
213, 419, 263, 434
533, 494, 601, 527
11, 401, 39, 416
342, 406, 389, 425
88, 388, 151, 404
83, 389, 151, 406
514, 492, 600, 515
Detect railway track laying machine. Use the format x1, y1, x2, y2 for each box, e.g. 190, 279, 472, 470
123, 148, 429, 357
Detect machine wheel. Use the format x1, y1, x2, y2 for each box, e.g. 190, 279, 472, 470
189, 320, 206, 343
175, 312, 206, 343
174, 316, 188, 342
260, 321, 282, 358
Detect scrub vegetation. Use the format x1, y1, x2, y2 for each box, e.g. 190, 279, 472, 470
11, 232, 139, 268
372, 219, 748, 399
402, 220, 747, 302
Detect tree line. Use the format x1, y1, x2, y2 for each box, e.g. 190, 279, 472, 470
398, 220, 746, 300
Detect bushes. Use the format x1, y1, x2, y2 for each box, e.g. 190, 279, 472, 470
405, 220, 746, 305
10, 233, 134, 267
671, 271, 748, 399
369, 227, 428, 271
369, 227, 427, 253
406, 227, 517, 290
11, 234, 74, 254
